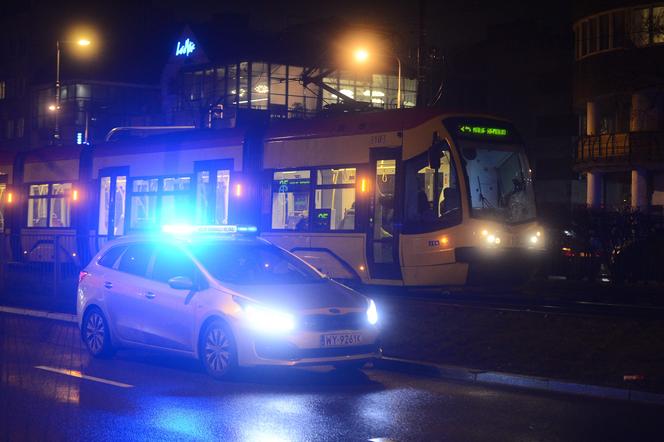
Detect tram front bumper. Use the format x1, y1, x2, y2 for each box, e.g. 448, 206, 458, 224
455, 246, 546, 284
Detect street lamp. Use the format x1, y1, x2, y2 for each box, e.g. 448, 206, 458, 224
353, 47, 401, 109
54, 37, 93, 142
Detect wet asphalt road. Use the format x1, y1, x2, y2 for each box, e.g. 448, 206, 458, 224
1, 313, 663, 441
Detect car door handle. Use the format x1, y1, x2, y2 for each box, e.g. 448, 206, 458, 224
104, 281, 113, 289
145, 292, 156, 299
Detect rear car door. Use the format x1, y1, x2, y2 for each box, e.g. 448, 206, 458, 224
140, 245, 200, 352
105, 242, 155, 343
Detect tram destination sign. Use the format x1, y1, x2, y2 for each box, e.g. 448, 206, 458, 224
458, 124, 509, 137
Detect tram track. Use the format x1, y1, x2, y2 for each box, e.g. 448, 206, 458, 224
373, 290, 664, 320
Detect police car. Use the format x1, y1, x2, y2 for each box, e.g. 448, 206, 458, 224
77, 225, 381, 378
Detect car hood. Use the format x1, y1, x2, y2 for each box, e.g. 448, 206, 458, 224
226, 280, 367, 311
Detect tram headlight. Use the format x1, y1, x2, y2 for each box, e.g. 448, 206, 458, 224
529, 235, 539, 244
482, 231, 501, 246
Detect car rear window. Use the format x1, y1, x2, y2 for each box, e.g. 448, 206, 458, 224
98, 246, 127, 268
117, 243, 154, 277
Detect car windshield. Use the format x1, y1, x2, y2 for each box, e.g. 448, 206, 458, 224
188, 241, 324, 285
460, 140, 536, 224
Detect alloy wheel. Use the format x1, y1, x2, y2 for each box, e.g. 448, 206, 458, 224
85, 312, 105, 354
204, 327, 231, 374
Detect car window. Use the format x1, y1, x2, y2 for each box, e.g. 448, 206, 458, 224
151, 246, 197, 283
190, 241, 323, 285
117, 243, 154, 277
98, 246, 127, 268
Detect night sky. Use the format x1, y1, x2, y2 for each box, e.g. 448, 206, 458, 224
1, 0, 571, 84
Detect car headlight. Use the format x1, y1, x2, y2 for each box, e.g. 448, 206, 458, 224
236, 298, 295, 333
367, 299, 378, 325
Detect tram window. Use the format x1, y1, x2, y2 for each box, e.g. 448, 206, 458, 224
27, 183, 73, 228
130, 194, 158, 229
0, 183, 5, 231
196, 170, 230, 225
271, 170, 311, 230
404, 151, 461, 233
314, 168, 356, 231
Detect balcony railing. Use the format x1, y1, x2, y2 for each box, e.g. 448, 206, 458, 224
575, 131, 664, 167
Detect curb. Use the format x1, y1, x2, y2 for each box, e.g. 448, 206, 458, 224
374, 356, 664, 406
0, 305, 77, 323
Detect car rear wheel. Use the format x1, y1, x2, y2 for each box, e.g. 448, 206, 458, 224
200, 320, 237, 379
82, 308, 114, 358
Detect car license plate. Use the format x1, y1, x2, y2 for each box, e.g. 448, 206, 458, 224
320, 333, 362, 347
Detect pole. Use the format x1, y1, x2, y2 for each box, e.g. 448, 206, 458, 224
396, 56, 402, 109
55, 40, 61, 142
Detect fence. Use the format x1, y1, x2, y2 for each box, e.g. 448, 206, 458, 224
0, 233, 110, 303
576, 131, 664, 166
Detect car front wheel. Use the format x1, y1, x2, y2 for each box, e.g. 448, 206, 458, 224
82, 308, 114, 358
200, 320, 237, 379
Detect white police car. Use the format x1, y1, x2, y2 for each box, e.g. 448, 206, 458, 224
77, 225, 381, 378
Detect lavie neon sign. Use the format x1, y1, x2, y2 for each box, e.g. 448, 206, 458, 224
459, 125, 508, 136
175, 38, 196, 57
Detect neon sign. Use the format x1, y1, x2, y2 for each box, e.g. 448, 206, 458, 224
459, 125, 508, 137
175, 38, 196, 57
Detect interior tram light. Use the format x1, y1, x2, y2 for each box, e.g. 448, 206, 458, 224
235, 183, 242, 197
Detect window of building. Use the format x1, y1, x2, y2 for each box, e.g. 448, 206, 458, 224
632, 7, 651, 47
269, 64, 287, 110
599, 14, 610, 50
0, 81, 5, 100
313, 168, 356, 231
271, 170, 311, 230
653, 6, 664, 43
250, 62, 269, 110
27, 183, 73, 228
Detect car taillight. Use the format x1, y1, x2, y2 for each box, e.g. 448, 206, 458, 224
78, 271, 90, 283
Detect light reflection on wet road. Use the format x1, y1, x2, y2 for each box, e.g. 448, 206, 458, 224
1, 313, 662, 441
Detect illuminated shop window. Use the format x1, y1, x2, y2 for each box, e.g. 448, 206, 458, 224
271, 170, 311, 230
27, 183, 73, 228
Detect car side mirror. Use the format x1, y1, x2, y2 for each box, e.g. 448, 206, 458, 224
168, 276, 195, 291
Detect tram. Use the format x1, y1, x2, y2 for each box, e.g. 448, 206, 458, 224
1, 108, 545, 286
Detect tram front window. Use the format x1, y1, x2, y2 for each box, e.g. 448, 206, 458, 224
461, 141, 535, 224
404, 151, 461, 233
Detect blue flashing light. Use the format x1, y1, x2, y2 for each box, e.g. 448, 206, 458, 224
161, 225, 258, 235
76, 132, 83, 145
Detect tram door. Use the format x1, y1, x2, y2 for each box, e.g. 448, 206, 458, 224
367, 150, 402, 280
98, 168, 128, 239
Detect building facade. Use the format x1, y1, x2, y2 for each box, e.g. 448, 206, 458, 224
161, 26, 417, 127
574, 1, 664, 210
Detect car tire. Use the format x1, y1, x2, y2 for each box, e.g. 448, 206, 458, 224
199, 319, 238, 379
82, 307, 114, 358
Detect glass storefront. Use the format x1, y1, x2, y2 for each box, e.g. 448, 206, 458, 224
179, 61, 417, 120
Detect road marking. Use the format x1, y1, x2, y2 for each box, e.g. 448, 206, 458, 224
34, 365, 133, 388
0, 306, 77, 323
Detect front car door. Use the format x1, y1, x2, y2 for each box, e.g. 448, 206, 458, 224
139, 245, 200, 352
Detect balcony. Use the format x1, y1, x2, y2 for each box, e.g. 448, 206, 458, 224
575, 131, 664, 170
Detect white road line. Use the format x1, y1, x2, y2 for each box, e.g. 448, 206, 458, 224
34, 365, 134, 388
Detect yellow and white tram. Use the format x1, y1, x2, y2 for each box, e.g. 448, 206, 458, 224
2, 108, 545, 286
